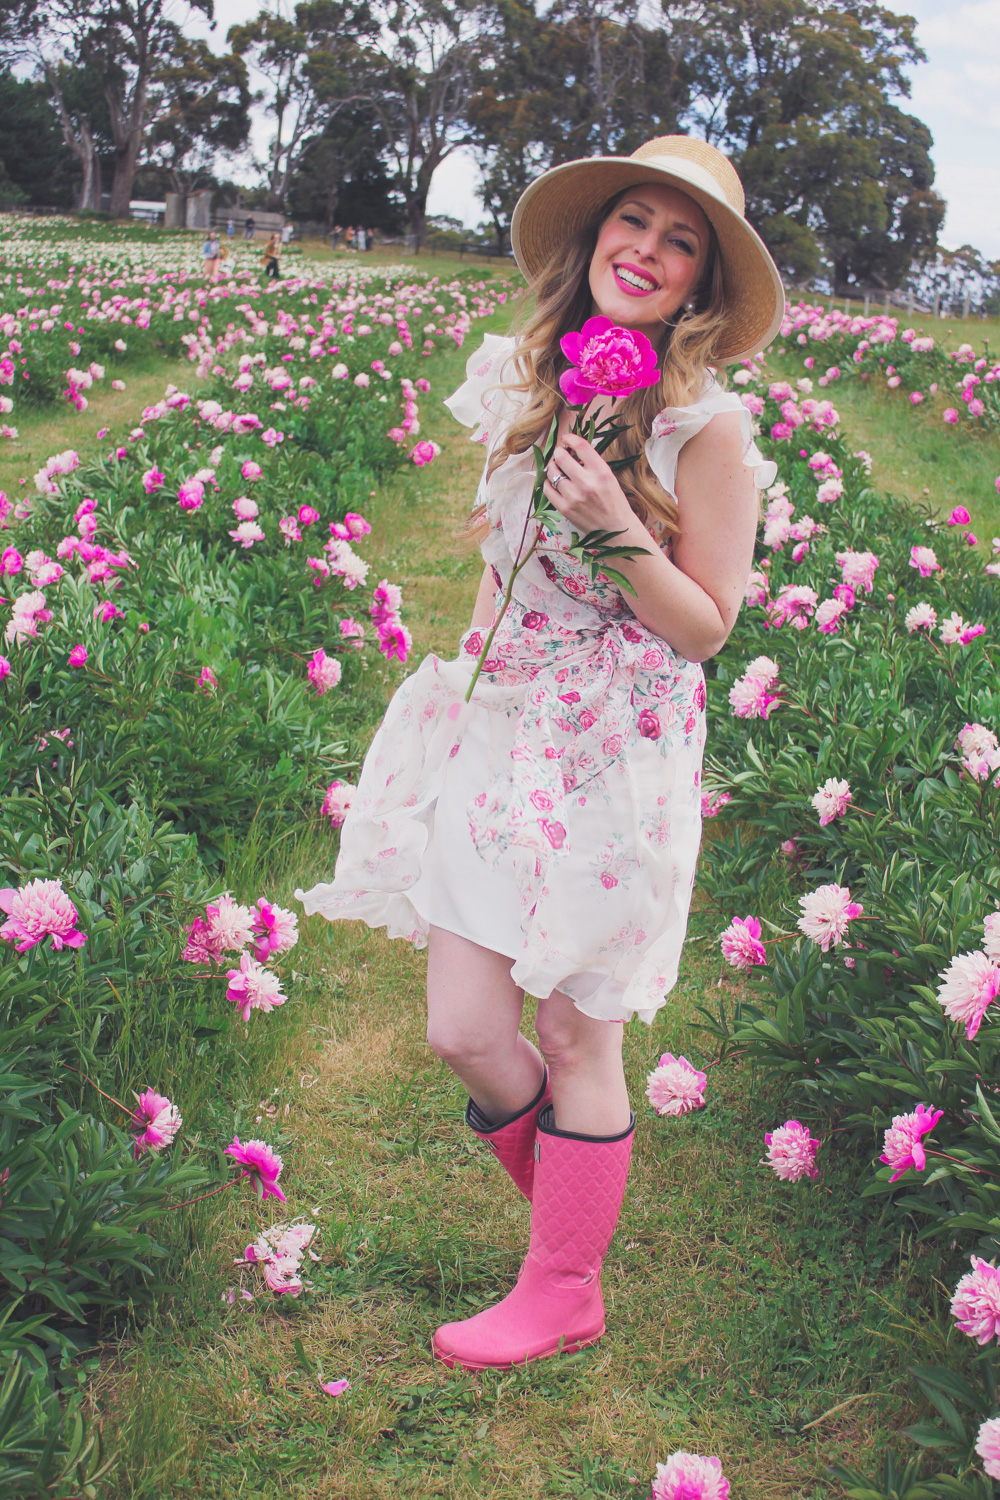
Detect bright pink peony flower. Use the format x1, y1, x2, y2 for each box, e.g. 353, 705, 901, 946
307, 648, 343, 694
811, 778, 851, 826
765, 1120, 821, 1182
559, 316, 660, 404
376, 619, 412, 664
226, 953, 287, 1020
951, 1257, 1000, 1345
651, 1451, 730, 1500
0, 656, 10, 679
224, 1135, 286, 1201
940, 611, 985, 646
241, 460, 263, 482
141, 467, 164, 494
410, 439, 436, 466
342, 512, 371, 539
298, 505, 320, 526
252, 899, 299, 961
0, 878, 86, 952
181, 915, 223, 965
132, 1087, 182, 1158
976, 1416, 1000, 1478
935, 951, 1000, 1040
177, 478, 205, 511
645, 1053, 707, 1116
197, 666, 218, 693
880, 1103, 944, 1182
797, 883, 863, 951
766, 583, 817, 629
729, 672, 778, 719
950, 506, 972, 526
943, 408, 959, 424
69, 645, 87, 668
701, 788, 731, 818
720, 914, 767, 969
321, 779, 355, 827
835, 550, 879, 593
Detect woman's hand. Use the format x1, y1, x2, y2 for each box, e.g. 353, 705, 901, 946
541, 431, 636, 537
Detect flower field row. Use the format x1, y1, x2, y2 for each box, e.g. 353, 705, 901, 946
692, 346, 1000, 1492
0, 229, 508, 1495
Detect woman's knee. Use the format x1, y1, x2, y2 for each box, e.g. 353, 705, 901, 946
426, 1014, 501, 1072
534, 996, 623, 1076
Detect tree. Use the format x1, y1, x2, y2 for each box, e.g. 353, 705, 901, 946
145, 37, 251, 193
693, 0, 946, 290
0, 70, 75, 207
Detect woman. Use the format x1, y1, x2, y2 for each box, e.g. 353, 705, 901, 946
261, 231, 282, 280
298, 135, 783, 1371
202, 230, 220, 280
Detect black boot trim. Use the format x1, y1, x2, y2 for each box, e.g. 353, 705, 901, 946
536, 1102, 635, 1144
465, 1067, 549, 1134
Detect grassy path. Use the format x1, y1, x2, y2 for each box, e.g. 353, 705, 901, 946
85, 318, 944, 1500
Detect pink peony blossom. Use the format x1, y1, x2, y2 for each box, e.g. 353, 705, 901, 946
0, 656, 11, 679
720, 914, 767, 969
559, 315, 660, 404
811, 777, 851, 826
307, 648, 343, 694
729, 672, 778, 719
177, 478, 204, 511
951, 1257, 1000, 1345
241, 460, 263, 482
205, 895, 255, 952
935, 951, 1000, 1040
798, 883, 863, 951
651, 1452, 730, 1500
376, 619, 412, 664
943, 408, 959, 424
0, 878, 86, 952
984, 912, 1000, 964
230, 521, 265, 548
181, 915, 223, 965
141, 467, 164, 494
410, 439, 437, 466
701, 788, 731, 818
766, 583, 817, 629
949, 506, 972, 526
765, 1120, 821, 1182
197, 666, 218, 693
252, 899, 299, 961
880, 1103, 944, 1181
224, 1135, 286, 1202
69, 645, 87, 668
342, 512, 371, 539
909, 545, 941, 577
321, 779, 355, 827
940, 611, 985, 646
132, 1087, 182, 1158
815, 597, 850, 634
226, 953, 288, 1021
298, 505, 319, 526
232, 496, 259, 521
976, 1416, 1000, 1478
645, 1053, 707, 1116
905, 602, 937, 632
279, 517, 301, 544
835, 549, 879, 593
744, 655, 779, 685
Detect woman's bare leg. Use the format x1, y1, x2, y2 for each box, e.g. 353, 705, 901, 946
426, 926, 544, 1122
534, 991, 631, 1136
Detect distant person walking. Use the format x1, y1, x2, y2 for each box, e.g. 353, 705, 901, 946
365, 226, 376, 251
344, 225, 355, 252
227, 215, 235, 238
331, 223, 343, 249
202, 230, 220, 279
244, 215, 256, 241
356, 225, 367, 252
282, 222, 293, 245
262, 231, 282, 280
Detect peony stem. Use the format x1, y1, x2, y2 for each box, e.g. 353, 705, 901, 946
164, 1175, 243, 1213
67, 1065, 134, 1118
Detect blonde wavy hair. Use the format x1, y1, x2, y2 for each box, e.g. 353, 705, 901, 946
474, 188, 730, 542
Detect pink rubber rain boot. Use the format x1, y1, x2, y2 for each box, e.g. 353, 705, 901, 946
465, 1068, 552, 1201
433, 1103, 635, 1371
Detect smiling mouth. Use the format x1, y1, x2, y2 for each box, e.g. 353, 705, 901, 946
613, 264, 659, 292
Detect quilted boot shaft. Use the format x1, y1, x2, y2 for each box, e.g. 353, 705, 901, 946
465, 1069, 551, 1201
433, 1103, 635, 1370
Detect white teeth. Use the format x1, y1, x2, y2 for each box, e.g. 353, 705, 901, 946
615, 266, 657, 291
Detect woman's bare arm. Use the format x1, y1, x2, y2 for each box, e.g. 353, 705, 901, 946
470, 564, 497, 628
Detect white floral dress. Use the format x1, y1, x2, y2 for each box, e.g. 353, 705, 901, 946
297, 334, 776, 1024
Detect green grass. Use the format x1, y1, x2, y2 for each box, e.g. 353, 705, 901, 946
12, 262, 972, 1496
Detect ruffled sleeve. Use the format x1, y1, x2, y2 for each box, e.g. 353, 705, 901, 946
644, 383, 777, 509
442, 333, 522, 448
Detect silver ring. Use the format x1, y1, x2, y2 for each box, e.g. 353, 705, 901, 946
550, 469, 562, 490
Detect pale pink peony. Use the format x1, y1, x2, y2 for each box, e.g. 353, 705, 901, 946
321, 779, 355, 827
815, 597, 850, 634
745, 570, 768, 607
729, 673, 778, 719
984, 913, 1000, 964
230, 520, 265, 548
559, 315, 660, 404
132, 1087, 182, 1158
798, 884, 863, 951
651, 1451, 730, 1500
253, 899, 299, 961
719, 914, 767, 969
225, 1135, 286, 1202
957, 723, 998, 759
880, 1103, 944, 1182
935, 951, 1000, 1040
905, 602, 937, 633
951, 1257, 1000, 1345
279, 516, 301, 544
835, 549, 879, 593
909, 545, 941, 577
205, 895, 255, 952
645, 1053, 707, 1116
744, 655, 779, 686
976, 1416, 1000, 1478
766, 583, 817, 629
232, 496, 259, 521
226, 953, 287, 1021
811, 778, 851, 826
0, 878, 86, 952
307, 647, 343, 694
241, 460, 263, 482
940, 611, 985, 646
765, 1120, 821, 1182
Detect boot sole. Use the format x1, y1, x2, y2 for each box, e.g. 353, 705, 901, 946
431, 1325, 606, 1371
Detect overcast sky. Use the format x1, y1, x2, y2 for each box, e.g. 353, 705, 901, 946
190, 0, 1000, 256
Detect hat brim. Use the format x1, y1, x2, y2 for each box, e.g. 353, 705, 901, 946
510, 158, 785, 364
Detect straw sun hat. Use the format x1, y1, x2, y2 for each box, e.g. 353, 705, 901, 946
509, 135, 785, 365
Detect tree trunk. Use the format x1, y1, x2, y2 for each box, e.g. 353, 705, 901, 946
408, 194, 427, 252
44, 63, 101, 210
109, 131, 142, 217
